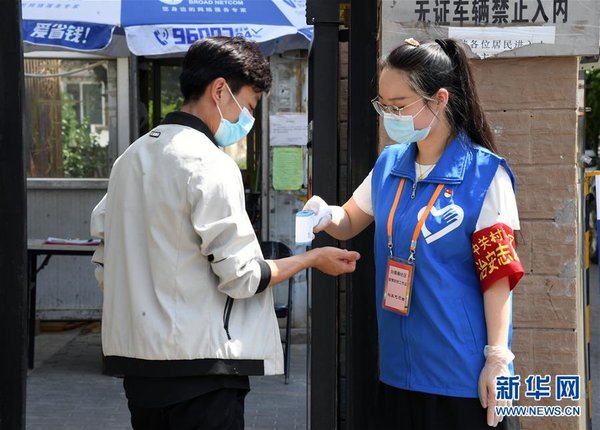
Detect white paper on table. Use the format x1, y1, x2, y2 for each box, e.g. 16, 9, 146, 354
45, 237, 101, 246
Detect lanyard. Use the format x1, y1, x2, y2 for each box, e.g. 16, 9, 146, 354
386, 178, 444, 263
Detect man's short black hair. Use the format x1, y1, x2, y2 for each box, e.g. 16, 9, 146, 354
180, 36, 272, 103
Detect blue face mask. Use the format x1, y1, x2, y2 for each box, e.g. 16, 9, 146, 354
383, 103, 436, 145
214, 84, 255, 147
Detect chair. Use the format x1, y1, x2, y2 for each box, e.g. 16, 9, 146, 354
260, 241, 294, 384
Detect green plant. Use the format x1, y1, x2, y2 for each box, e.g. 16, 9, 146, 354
585, 69, 600, 152
61, 92, 109, 178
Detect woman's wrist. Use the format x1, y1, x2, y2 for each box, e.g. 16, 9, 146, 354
484, 345, 514, 363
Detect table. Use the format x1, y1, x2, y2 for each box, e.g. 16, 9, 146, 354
27, 239, 98, 369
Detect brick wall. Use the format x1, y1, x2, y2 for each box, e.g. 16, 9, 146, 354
474, 56, 582, 430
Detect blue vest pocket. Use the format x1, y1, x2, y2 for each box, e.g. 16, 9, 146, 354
455, 298, 482, 355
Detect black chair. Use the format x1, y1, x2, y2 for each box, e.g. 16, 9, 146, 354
260, 241, 294, 384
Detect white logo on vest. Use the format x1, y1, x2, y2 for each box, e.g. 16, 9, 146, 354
418, 204, 464, 244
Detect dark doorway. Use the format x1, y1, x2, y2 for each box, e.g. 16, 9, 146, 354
137, 58, 264, 237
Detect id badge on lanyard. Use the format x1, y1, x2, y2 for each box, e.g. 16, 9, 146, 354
383, 178, 443, 317
383, 257, 414, 316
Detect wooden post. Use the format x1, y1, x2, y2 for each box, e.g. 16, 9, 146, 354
0, 1, 28, 429
345, 0, 379, 427
307, 0, 340, 427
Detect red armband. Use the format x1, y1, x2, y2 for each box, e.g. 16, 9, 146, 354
472, 223, 524, 293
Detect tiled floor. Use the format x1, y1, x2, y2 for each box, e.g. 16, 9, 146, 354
26, 324, 307, 430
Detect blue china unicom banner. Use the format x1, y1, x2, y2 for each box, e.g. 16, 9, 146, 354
22, 0, 312, 55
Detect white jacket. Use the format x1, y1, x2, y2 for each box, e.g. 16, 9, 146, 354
91, 112, 283, 377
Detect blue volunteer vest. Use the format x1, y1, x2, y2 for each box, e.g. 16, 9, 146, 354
371, 131, 515, 398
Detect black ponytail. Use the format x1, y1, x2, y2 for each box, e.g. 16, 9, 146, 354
381, 38, 497, 153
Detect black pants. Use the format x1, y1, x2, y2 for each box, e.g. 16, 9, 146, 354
376, 382, 520, 430
128, 388, 248, 430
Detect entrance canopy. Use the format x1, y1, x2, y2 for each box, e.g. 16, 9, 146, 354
22, 0, 313, 56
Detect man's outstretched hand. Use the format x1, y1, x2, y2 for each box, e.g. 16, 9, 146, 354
266, 246, 360, 287
310, 247, 360, 276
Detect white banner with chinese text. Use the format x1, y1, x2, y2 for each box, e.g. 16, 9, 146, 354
382, 0, 599, 58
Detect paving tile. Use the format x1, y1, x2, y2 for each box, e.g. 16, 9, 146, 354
27, 328, 307, 429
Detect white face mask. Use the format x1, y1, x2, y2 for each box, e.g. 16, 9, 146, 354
382, 103, 437, 145
214, 83, 255, 147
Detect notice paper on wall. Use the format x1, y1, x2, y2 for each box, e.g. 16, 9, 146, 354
269, 113, 308, 146
272, 146, 303, 191
448, 26, 556, 59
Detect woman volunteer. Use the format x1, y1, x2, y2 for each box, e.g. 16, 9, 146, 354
305, 38, 524, 429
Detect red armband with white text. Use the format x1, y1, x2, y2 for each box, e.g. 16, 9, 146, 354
472, 223, 524, 293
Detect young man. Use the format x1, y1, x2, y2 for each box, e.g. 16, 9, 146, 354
90, 37, 359, 430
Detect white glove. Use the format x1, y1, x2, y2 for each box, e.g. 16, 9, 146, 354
303, 195, 333, 233
478, 345, 515, 427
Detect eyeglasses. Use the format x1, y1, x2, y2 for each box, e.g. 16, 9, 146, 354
371, 96, 426, 117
